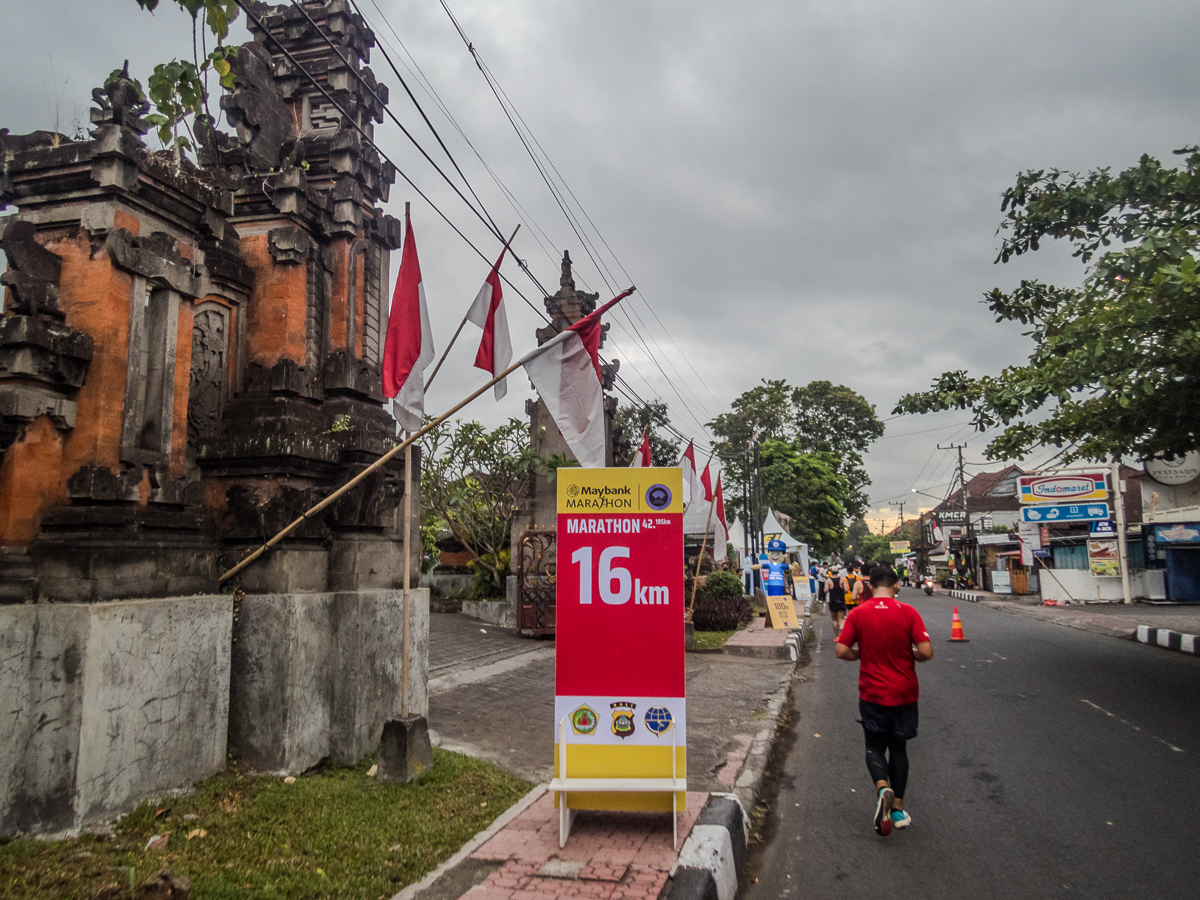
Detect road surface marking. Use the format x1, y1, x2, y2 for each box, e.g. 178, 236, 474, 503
1080, 699, 1184, 753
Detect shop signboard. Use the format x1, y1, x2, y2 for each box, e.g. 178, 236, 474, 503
1145, 452, 1200, 486
1019, 472, 1107, 504
1021, 503, 1110, 523
1153, 523, 1200, 544
555, 467, 685, 814
1088, 539, 1121, 577
1090, 520, 1117, 536
992, 570, 1012, 594
889, 540, 910, 552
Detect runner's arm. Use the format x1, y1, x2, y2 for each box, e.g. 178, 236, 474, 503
914, 641, 933, 662
835, 641, 859, 660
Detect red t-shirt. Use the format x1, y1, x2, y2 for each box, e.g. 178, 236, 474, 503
837, 596, 930, 706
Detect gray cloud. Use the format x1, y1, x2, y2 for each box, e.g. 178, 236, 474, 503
3, 0, 1196, 523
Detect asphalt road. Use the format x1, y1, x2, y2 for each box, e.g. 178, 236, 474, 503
742, 589, 1200, 900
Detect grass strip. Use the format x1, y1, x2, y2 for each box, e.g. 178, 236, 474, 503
0, 749, 530, 900
692, 629, 736, 650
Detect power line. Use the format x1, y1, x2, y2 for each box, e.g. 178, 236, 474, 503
433, 0, 721, 438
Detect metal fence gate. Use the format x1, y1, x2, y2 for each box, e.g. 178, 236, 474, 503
516, 529, 556, 635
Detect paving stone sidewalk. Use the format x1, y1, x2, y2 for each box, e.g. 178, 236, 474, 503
405, 612, 797, 900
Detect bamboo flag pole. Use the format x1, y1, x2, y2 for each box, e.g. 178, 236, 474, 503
401, 203, 412, 718
424, 224, 521, 392
218, 284, 636, 585
689, 498, 716, 612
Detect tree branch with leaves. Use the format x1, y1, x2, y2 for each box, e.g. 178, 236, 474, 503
895, 145, 1200, 462
419, 418, 537, 588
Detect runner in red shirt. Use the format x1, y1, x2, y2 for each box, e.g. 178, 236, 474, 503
835, 564, 933, 836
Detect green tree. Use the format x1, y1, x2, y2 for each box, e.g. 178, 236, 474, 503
419, 418, 536, 587
895, 145, 1200, 462
710, 379, 881, 521
758, 440, 848, 555
613, 400, 681, 467
791, 380, 883, 518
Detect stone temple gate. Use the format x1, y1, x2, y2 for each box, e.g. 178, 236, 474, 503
0, 1, 427, 836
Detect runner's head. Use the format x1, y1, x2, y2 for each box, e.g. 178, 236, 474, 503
869, 565, 899, 589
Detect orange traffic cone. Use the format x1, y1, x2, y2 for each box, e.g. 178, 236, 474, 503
948, 606, 969, 642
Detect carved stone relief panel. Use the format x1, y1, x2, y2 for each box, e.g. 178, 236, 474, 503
188, 304, 228, 444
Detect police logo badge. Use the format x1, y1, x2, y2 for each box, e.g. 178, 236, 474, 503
570, 705, 598, 735
610, 701, 637, 739
644, 706, 674, 737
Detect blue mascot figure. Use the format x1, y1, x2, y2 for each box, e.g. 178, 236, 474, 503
752, 539, 793, 597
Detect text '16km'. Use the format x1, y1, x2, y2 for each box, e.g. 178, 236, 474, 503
570, 546, 670, 606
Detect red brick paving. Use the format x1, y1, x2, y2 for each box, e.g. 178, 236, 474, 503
462, 791, 707, 899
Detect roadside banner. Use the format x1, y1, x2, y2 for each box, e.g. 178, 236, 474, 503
1088, 539, 1121, 577
890, 540, 910, 552
555, 467, 685, 812
1019, 472, 1107, 504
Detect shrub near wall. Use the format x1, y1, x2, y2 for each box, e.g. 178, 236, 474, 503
692, 570, 752, 632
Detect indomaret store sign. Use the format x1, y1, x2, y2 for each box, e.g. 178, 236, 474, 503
554, 467, 685, 813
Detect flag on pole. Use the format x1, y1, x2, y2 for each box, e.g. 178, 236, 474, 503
629, 428, 651, 467
931, 517, 944, 544
712, 474, 729, 560
382, 217, 435, 432
700, 458, 714, 503
714, 475, 729, 542
681, 442, 703, 506
520, 289, 633, 469
465, 246, 512, 399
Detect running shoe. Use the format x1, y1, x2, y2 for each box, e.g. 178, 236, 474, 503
891, 809, 911, 829
873, 787, 894, 836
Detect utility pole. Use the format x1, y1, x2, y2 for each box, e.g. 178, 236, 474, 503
1111, 459, 1133, 605
939, 443, 973, 584
889, 500, 906, 535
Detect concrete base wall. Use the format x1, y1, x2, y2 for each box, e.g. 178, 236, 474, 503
0, 595, 232, 837
229, 588, 429, 775
461, 599, 514, 629
1039, 568, 1156, 604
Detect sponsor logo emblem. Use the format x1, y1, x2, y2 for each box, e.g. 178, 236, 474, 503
645, 484, 671, 511
570, 704, 598, 735
610, 701, 637, 739
567, 484, 580, 497
644, 706, 674, 737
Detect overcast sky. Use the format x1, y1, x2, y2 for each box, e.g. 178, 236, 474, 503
3, 0, 1197, 532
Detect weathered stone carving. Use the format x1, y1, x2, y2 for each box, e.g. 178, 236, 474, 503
268, 226, 312, 263
221, 42, 304, 172
89, 60, 152, 135
188, 308, 227, 443
1, 220, 63, 318
106, 229, 205, 298
67, 464, 144, 503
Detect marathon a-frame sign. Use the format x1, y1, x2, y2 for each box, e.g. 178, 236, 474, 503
554, 467, 685, 812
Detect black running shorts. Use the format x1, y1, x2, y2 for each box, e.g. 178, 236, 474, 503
858, 698, 919, 741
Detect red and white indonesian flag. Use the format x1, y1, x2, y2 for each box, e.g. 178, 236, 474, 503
682, 447, 715, 533
520, 289, 633, 469
931, 517, 945, 544
382, 218, 435, 432
630, 428, 651, 467
700, 459, 714, 503
711, 474, 730, 560
681, 442, 703, 506
465, 246, 512, 400
714, 475, 729, 542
